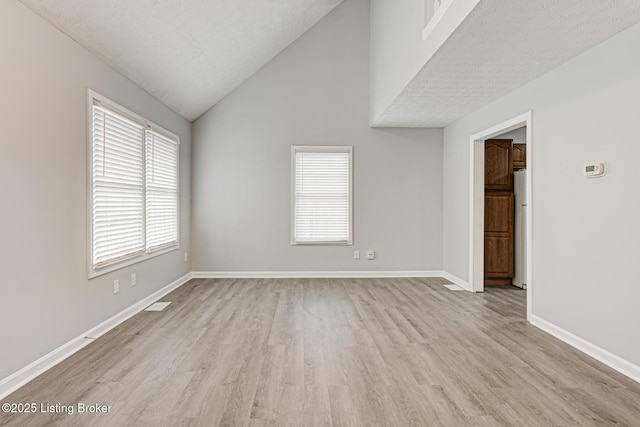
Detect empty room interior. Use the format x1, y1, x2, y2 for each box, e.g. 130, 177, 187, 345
2, 0, 640, 425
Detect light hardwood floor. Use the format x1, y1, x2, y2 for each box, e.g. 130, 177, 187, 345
2, 278, 640, 426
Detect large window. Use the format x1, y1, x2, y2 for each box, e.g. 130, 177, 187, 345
89, 91, 179, 277
291, 146, 352, 245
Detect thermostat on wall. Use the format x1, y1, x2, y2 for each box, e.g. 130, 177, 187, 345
584, 161, 606, 177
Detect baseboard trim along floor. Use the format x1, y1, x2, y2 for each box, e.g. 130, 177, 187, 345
530, 314, 640, 384
442, 271, 471, 291
191, 270, 444, 279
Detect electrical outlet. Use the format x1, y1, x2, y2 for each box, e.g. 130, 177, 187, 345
354, 250, 360, 259
131, 273, 136, 286
113, 279, 119, 294
367, 250, 375, 260
184, 252, 188, 262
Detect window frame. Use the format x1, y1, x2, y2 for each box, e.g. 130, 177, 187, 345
290, 145, 353, 246
87, 90, 180, 278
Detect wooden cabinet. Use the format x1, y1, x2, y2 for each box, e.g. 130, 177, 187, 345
484, 192, 514, 285
513, 143, 526, 169
485, 139, 513, 191
484, 139, 514, 286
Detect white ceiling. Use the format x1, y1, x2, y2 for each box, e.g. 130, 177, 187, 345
19, 0, 342, 121
373, 0, 640, 127
19, 0, 640, 127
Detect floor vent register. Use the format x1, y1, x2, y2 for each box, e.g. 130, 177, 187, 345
144, 302, 172, 311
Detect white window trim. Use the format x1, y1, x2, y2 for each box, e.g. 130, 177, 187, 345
291, 145, 353, 245
86, 89, 180, 278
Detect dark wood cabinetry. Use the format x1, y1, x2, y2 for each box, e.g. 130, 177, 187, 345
513, 143, 526, 169
484, 139, 513, 191
484, 192, 514, 285
484, 139, 514, 286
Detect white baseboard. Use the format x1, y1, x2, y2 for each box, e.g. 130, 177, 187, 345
442, 271, 472, 291
191, 270, 444, 279
530, 314, 640, 384
0, 272, 193, 400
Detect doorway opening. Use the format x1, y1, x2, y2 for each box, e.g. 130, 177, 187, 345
469, 112, 532, 321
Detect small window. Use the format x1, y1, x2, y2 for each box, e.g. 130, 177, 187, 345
291, 146, 352, 245
89, 91, 179, 277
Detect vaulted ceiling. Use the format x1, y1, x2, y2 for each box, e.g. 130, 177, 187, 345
18, 0, 640, 126
19, 0, 342, 121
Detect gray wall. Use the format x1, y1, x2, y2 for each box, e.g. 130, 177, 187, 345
192, 0, 443, 273
369, 0, 427, 123
0, 0, 191, 381
443, 20, 640, 365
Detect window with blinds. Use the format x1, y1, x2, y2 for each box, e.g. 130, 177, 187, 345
89, 91, 179, 276
91, 104, 146, 268
291, 146, 352, 245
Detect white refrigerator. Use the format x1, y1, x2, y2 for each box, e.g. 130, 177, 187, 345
513, 170, 527, 288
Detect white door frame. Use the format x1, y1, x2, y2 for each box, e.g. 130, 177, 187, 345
469, 111, 533, 320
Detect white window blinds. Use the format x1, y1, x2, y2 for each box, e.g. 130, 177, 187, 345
89, 92, 179, 275
91, 104, 145, 268
145, 131, 179, 251
292, 146, 352, 244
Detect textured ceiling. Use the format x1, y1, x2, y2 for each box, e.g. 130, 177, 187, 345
19, 0, 342, 121
19, 0, 640, 127
373, 0, 640, 127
